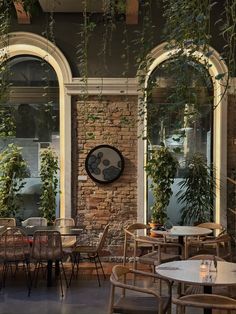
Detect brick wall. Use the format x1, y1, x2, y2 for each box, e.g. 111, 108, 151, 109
73, 95, 138, 257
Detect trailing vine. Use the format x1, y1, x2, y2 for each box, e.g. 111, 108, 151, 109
133, 0, 156, 136
220, 0, 236, 86
162, 0, 213, 111
0, 0, 16, 137
77, 0, 96, 99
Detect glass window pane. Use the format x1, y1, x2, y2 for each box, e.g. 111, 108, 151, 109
147, 60, 213, 224
0, 55, 59, 222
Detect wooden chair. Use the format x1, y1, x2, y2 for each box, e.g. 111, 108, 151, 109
0, 227, 31, 293
133, 236, 183, 271
108, 264, 172, 314
21, 217, 47, 227
172, 293, 236, 314
70, 224, 109, 287
186, 232, 232, 260
197, 222, 225, 238
123, 223, 153, 266
30, 230, 68, 296
0, 218, 16, 227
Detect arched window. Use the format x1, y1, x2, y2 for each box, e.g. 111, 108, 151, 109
137, 43, 228, 227
0, 55, 59, 221
146, 59, 213, 224
0, 32, 73, 219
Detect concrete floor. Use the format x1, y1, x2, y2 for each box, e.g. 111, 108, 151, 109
0, 265, 111, 314
0, 261, 235, 314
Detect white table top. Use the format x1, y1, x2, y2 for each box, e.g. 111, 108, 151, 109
156, 260, 236, 286
152, 225, 212, 237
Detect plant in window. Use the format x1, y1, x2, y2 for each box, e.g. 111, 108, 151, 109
145, 143, 179, 226
39, 147, 59, 225
177, 153, 216, 225
0, 143, 30, 217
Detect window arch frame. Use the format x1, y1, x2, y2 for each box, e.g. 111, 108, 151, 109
138, 42, 228, 227
0, 31, 73, 218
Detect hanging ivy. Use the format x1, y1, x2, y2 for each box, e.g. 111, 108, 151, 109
77, 0, 96, 99
162, 0, 213, 108
133, 0, 156, 136
0, 0, 16, 137
220, 0, 236, 79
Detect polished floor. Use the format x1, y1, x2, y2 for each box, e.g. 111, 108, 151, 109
0, 264, 111, 314
0, 261, 235, 314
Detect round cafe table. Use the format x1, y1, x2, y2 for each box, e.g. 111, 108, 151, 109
151, 225, 212, 258
156, 259, 236, 314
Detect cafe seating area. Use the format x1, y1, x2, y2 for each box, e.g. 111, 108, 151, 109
0, 219, 236, 314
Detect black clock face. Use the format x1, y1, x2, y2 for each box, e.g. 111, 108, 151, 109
85, 145, 124, 184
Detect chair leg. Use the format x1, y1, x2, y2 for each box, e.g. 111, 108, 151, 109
23, 261, 32, 296
69, 252, 80, 286
97, 254, 106, 280
60, 260, 68, 288
94, 256, 101, 287
57, 261, 64, 298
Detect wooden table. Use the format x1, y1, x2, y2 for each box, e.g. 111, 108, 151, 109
156, 260, 236, 314
21, 225, 83, 236
151, 225, 212, 258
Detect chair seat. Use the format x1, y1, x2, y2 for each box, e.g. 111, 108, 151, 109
74, 245, 97, 254
173, 294, 236, 309
113, 295, 170, 314
139, 250, 181, 266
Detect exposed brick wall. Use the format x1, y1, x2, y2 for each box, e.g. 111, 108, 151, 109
73, 95, 138, 256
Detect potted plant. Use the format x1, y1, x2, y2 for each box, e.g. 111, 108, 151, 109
177, 153, 216, 225
39, 147, 59, 225
0, 143, 29, 218
145, 143, 179, 235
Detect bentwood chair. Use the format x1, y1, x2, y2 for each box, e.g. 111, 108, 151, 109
124, 223, 183, 273
172, 294, 236, 314
71, 224, 109, 287
186, 232, 232, 260
0, 218, 16, 227
30, 230, 68, 297
197, 222, 225, 238
123, 223, 153, 266
108, 265, 172, 314
0, 227, 31, 293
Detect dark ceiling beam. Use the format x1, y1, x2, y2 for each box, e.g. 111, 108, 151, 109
126, 0, 139, 25
13, 0, 31, 24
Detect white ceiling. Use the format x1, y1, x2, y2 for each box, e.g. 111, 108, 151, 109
38, 0, 106, 13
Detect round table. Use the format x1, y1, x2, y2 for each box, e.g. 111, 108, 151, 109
156, 260, 236, 314
152, 226, 212, 258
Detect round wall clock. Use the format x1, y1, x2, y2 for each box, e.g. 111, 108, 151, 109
85, 145, 125, 184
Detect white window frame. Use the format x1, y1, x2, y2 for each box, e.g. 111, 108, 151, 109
138, 42, 228, 227
0, 32, 73, 218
